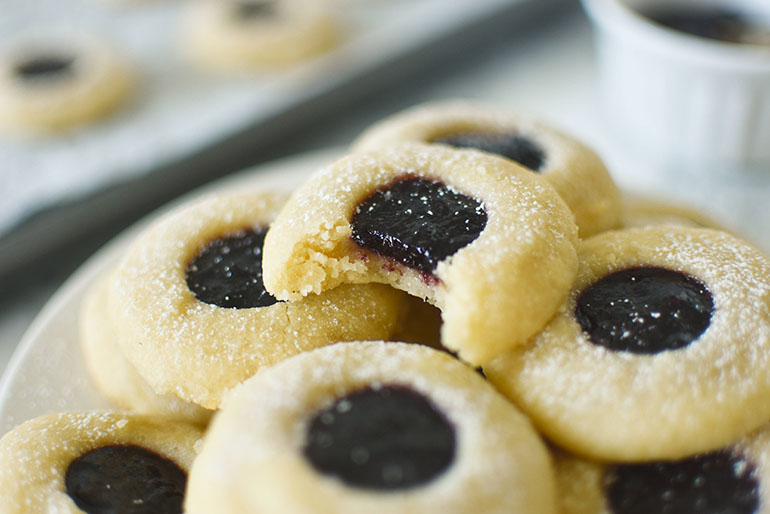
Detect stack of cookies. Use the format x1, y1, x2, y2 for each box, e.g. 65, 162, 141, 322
2, 101, 769, 514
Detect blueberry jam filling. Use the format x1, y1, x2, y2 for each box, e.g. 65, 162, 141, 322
14, 55, 75, 81
351, 176, 487, 276
303, 385, 456, 490
575, 266, 713, 354
185, 228, 278, 309
604, 450, 760, 514
432, 131, 546, 171
65, 444, 187, 514
233, 0, 275, 20
644, 7, 770, 46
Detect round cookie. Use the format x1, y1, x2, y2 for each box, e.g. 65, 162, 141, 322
556, 423, 770, 514
0, 411, 202, 514
621, 193, 725, 230
80, 272, 213, 426
0, 33, 134, 132
352, 101, 622, 238
109, 189, 405, 409
185, 341, 558, 514
181, 0, 339, 72
261, 143, 579, 366
484, 226, 770, 461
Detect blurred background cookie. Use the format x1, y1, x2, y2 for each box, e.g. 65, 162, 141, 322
181, 0, 340, 72
0, 32, 135, 133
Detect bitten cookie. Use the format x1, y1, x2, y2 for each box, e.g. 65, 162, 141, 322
262, 143, 579, 366
186, 341, 558, 514
181, 0, 339, 72
0, 33, 134, 132
556, 423, 770, 514
109, 190, 405, 409
353, 101, 622, 237
0, 412, 202, 514
484, 226, 770, 461
80, 272, 213, 426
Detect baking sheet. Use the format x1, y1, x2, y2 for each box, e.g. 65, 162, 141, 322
0, 0, 566, 286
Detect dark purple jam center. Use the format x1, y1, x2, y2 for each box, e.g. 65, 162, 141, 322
351, 176, 487, 276
185, 228, 278, 309
645, 7, 770, 46
575, 266, 713, 354
234, 0, 275, 19
15, 55, 74, 80
604, 450, 760, 514
303, 385, 456, 491
432, 131, 546, 171
65, 444, 187, 514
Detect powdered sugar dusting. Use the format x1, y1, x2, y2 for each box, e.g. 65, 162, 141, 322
189, 341, 556, 513
263, 143, 578, 365
486, 226, 770, 461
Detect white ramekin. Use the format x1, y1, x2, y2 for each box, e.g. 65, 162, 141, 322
582, 0, 770, 176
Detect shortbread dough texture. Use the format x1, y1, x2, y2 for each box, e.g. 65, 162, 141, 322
0, 411, 202, 514
186, 341, 558, 514
353, 101, 622, 238
109, 190, 405, 409
484, 227, 770, 461
262, 144, 579, 365
80, 272, 213, 425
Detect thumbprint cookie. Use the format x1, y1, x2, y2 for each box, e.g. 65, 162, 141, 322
485, 226, 770, 461
261, 144, 579, 366
186, 341, 558, 514
109, 190, 404, 409
0, 412, 202, 514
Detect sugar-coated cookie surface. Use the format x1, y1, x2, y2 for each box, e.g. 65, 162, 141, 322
352, 101, 622, 237
556, 423, 770, 514
0, 33, 134, 132
109, 190, 405, 409
262, 143, 578, 365
80, 272, 212, 426
0, 411, 202, 514
484, 226, 770, 461
182, 0, 339, 72
186, 341, 558, 514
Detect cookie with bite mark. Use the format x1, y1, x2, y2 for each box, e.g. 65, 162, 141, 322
261, 143, 579, 366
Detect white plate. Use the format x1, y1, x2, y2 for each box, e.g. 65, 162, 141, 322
0, 147, 339, 436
